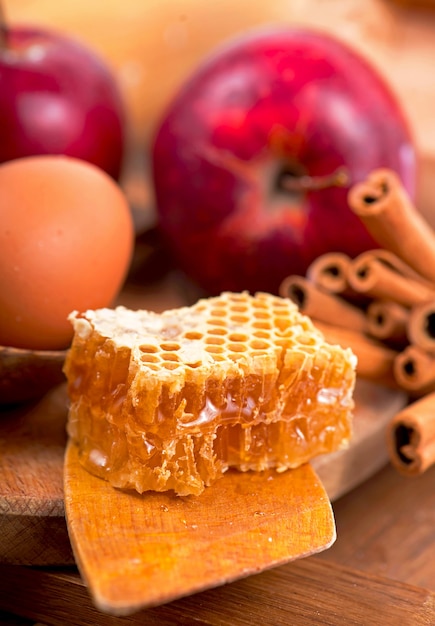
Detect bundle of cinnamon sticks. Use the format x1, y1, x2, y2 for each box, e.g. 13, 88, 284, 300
280, 168, 435, 478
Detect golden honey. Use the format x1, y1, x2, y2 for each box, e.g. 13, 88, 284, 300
64, 292, 356, 495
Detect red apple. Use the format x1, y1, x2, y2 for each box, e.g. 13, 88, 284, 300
0, 24, 125, 179
152, 27, 416, 295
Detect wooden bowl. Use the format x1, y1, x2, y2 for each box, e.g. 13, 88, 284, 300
0, 345, 67, 406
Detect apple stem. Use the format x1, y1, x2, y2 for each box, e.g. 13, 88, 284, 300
281, 167, 349, 192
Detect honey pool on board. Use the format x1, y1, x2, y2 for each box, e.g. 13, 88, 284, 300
64, 292, 356, 496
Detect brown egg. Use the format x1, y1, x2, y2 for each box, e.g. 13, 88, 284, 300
0, 155, 134, 350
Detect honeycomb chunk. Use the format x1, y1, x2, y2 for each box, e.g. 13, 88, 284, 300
64, 292, 356, 496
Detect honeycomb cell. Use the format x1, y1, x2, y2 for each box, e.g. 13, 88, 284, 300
230, 315, 249, 324
163, 362, 181, 370
140, 344, 159, 353
184, 331, 203, 340
250, 340, 270, 350
274, 316, 292, 332
252, 300, 268, 308
228, 353, 247, 362
296, 334, 318, 347
253, 311, 270, 320
253, 321, 272, 330
141, 354, 160, 363
160, 342, 180, 351
209, 318, 228, 328
228, 343, 248, 352
228, 333, 248, 342
205, 345, 224, 354
145, 364, 159, 372
205, 336, 225, 345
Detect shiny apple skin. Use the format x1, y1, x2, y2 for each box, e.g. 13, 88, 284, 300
0, 26, 125, 179
152, 27, 416, 295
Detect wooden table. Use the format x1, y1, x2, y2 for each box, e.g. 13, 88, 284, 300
319, 462, 435, 591
1, 461, 435, 625
0, 315, 434, 626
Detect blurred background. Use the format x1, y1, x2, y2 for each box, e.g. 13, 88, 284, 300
9, 0, 435, 223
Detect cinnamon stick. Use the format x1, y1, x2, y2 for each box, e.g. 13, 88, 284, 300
279, 275, 367, 333
359, 249, 435, 288
348, 168, 435, 283
366, 300, 409, 346
393, 344, 435, 396
348, 253, 435, 307
387, 392, 435, 476
306, 252, 351, 295
314, 321, 399, 388
407, 301, 435, 353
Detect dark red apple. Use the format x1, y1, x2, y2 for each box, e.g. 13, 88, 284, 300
0, 24, 125, 179
152, 27, 416, 295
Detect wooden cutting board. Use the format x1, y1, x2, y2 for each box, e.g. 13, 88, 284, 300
0, 373, 407, 567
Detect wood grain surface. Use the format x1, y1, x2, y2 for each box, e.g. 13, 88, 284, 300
65, 444, 335, 615
0, 558, 434, 626
318, 461, 435, 591
2, 462, 435, 624
0, 385, 73, 566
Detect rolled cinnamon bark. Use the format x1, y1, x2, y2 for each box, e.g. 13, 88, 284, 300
388, 392, 435, 476
348, 168, 435, 283
393, 344, 435, 395
366, 300, 409, 345
314, 320, 399, 388
348, 254, 435, 307
407, 301, 435, 353
306, 252, 351, 294
279, 275, 367, 333
357, 249, 435, 287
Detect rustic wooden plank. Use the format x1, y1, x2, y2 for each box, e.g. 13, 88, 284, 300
0, 385, 68, 518
0, 514, 73, 567
318, 462, 435, 591
0, 558, 434, 626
